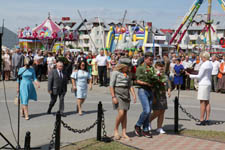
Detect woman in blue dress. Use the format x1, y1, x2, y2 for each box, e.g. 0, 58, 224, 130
71, 61, 92, 115
173, 58, 184, 90
17, 57, 40, 120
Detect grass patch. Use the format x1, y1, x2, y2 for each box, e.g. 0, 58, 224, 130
61, 138, 136, 150
179, 129, 225, 143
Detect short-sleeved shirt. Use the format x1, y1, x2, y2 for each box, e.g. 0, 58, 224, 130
96, 55, 107, 66
70, 70, 91, 89
136, 63, 153, 90
211, 60, 220, 75
34, 55, 44, 64
110, 71, 131, 87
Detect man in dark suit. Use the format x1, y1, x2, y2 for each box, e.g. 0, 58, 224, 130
47, 61, 67, 116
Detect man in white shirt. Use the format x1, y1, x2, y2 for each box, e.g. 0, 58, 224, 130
96, 50, 108, 86
211, 55, 220, 92
34, 50, 44, 81
182, 56, 192, 90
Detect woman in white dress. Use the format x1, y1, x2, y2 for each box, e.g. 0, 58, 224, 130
186, 51, 213, 125
71, 61, 92, 115
3, 50, 11, 80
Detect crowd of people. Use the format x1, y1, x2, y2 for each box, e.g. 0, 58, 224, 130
1, 47, 225, 139
1, 48, 225, 94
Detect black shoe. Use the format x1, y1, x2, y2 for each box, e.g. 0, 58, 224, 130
134, 125, 142, 137
142, 130, 153, 138
99, 84, 103, 87
196, 121, 206, 126
205, 120, 210, 125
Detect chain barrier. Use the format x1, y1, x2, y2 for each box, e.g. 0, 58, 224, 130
61, 119, 98, 134
101, 111, 112, 142
174, 100, 225, 125
102, 113, 107, 138
48, 119, 58, 150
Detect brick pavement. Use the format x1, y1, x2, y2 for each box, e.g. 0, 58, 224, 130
120, 132, 225, 150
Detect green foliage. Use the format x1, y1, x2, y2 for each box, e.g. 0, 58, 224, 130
57, 56, 69, 65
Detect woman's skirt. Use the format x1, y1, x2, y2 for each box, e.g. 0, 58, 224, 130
113, 87, 131, 111
197, 85, 211, 100
152, 91, 168, 110
20, 81, 37, 105
217, 75, 225, 92
76, 86, 88, 99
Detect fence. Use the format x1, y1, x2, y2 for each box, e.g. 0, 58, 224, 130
173, 96, 225, 133
48, 101, 111, 150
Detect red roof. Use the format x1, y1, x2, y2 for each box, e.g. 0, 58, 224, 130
32, 17, 61, 33
160, 29, 174, 34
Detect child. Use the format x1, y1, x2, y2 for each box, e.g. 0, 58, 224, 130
149, 62, 171, 134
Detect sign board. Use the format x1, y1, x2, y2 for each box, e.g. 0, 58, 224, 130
62, 17, 70, 21
154, 36, 166, 40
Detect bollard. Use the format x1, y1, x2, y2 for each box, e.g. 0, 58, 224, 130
55, 111, 61, 150
97, 101, 103, 141
174, 96, 179, 133
24, 131, 31, 150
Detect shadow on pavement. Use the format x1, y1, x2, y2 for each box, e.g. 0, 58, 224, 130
165, 117, 191, 121
29, 109, 102, 119
206, 120, 225, 126
163, 124, 184, 132
29, 112, 49, 119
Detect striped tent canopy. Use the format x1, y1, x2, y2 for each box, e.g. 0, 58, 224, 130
32, 16, 61, 39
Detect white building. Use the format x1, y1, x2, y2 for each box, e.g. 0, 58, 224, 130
78, 17, 108, 53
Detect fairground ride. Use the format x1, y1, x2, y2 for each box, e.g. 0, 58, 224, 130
169, 0, 225, 51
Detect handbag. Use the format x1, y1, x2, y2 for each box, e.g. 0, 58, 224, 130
14, 96, 19, 105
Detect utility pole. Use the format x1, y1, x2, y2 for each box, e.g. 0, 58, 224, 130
207, 0, 212, 51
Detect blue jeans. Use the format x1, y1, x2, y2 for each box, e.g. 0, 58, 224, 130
136, 88, 153, 131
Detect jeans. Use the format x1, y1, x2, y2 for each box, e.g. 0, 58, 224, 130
136, 88, 153, 131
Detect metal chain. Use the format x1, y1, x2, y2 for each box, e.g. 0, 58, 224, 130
48, 120, 58, 150
101, 112, 107, 138
101, 112, 112, 142
61, 120, 98, 134
174, 100, 225, 125
176, 101, 200, 122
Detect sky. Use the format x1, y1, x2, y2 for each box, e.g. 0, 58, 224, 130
0, 0, 224, 32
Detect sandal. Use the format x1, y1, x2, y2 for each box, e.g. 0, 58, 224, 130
79, 111, 83, 116
121, 135, 131, 141
113, 134, 121, 140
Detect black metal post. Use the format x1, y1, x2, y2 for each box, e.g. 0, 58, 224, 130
0, 132, 16, 150
24, 132, 31, 150
17, 77, 22, 150
97, 101, 102, 141
55, 111, 61, 150
174, 96, 179, 133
